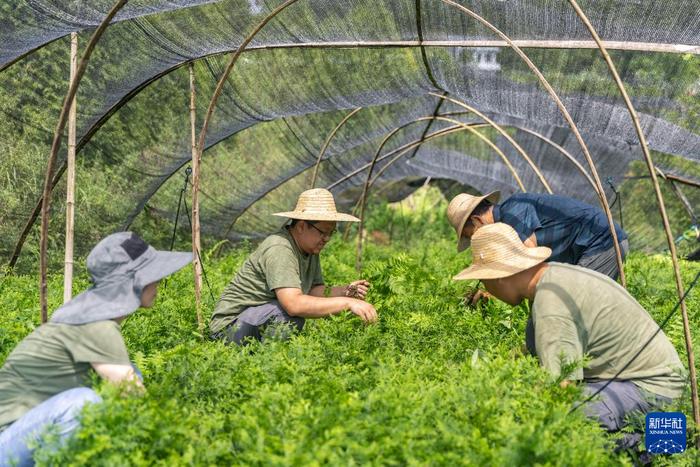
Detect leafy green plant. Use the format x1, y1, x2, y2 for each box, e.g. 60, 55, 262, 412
1, 198, 699, 465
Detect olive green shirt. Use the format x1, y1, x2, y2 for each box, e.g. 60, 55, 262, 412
0, 320, 130, 430
531, 263, 686, 399
209, 228, 324, 334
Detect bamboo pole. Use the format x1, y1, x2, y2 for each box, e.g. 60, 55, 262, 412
326, 121, 603, 196
228, 112, 530, 239
437, 0, 626, 288
427, 93, 552, 193
355, 115, 527, 271
666, 179, 697, 223
399, 110, 597, 191
311, 108, 362, 188
568, 0, 699, 439
236, 39, 700, 55
195, 0, 300, 197
2, 38, 697, 74
39, 0, 128, 323
664, 173, 700, 190
227, 124, 486, 238
513, 126, 597, 191
63, 32, 78, 304
225, 116, 602, 241
348, 118, 603, 252
329, 124, 516, 191
9, 31, 688, 271
463, 121, 597, 191
189, 62, 204, 334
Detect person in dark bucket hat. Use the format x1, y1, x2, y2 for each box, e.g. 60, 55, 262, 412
0, 232, 191, 465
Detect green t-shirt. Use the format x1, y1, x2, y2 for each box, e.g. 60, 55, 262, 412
0, 320, 130, 430
531, 263, 686, 399
209, 228, 324, 333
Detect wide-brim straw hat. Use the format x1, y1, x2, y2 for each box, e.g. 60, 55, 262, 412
447, 191, 501, 252
273, 188, 360, 222
51, 232, 192, 325
453, 223, 551, 281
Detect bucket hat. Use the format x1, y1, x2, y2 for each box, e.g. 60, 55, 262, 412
447, 191, 501, 252
272, 188, 360, 222
453, 223, 551, 281
50, 232, 192, 325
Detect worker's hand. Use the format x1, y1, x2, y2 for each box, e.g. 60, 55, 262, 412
91, 363, 145, 394
347, 298, 378, 323
346, 280, 370, 300
466, 289, 492, 307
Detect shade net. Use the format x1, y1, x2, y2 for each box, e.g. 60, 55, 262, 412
1, 0, 699, 270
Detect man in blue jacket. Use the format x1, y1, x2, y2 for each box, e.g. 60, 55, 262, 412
447, 191, 628, 280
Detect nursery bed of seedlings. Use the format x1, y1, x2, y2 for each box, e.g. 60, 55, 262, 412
1, 203, 698, 465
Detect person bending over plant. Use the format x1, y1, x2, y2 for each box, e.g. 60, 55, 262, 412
210, 188, 378, 346
447, 192, 629, 306
0, 233, 191, 465
453, 223, 685, 450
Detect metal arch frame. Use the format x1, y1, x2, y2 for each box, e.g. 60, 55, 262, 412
9, 38, 691, 266
568, 0, 700, 440
195, 0, 301, 192
354, 114, 527, 270
426, 94, 553, 192
37, 0, 129, 322
315, 107, 597, 194
437, 0, 626, 287
225, 108, 531, 237
310, 107, 362, 188
227, 117, 603, 238
4, 37, 699, 74
10, 0, 686, 276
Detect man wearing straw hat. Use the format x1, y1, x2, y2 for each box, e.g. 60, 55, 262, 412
454, 223, 685, 449
447, 192, 629, 280
0, 232, 192, 464
210, 188, 378, 345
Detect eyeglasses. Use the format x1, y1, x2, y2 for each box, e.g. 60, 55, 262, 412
307, 222, 336, 240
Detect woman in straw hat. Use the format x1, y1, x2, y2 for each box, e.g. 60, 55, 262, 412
447, 192, 629, 280
210, 188, 378, 346
454, 223, 685, 451
0, 232, 192, 465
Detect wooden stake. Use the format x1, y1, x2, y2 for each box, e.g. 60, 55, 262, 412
355, 115, 528, 271
311, 108, 362, 189
229, 115, 599, 240
569, 0, 700, 445
39, 0, 128, 323
196, 0, 300, 193
63, 32, 78, 304
437, 0, 627, 288
429, 94, 552, 194
189, 62, 204, 334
